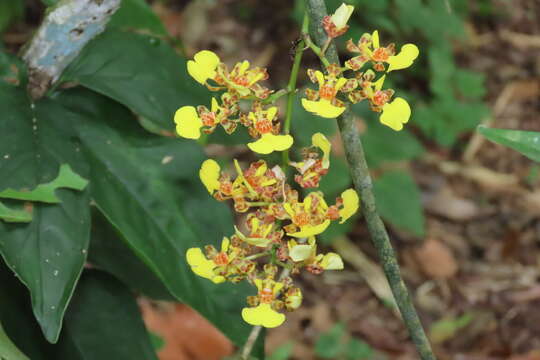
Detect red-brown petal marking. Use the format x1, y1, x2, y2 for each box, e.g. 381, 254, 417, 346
373, 90, 390, 107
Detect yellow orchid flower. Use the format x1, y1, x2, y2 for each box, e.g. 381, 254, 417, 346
380, 97, 411, 131
287, 220, 331, 238
387, 44, 420, 72
301, 99, 345, 118
346, 30, 419, 72
338, 188, 359, 224
323, 3, 354, 38
331, 3, 354, 30
199, 159, 221, 194
312, 132, 331, 169
247, 133, 294, 154
174, 106, 202, 139
242, 279, 285, 328
187, 50, 220, 85
320, 252, 344, 270
288, 237, 344, 271
186, 237, 233, 284
302, 68, 347, 119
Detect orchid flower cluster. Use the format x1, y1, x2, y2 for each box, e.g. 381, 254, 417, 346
174, 3, 418, 328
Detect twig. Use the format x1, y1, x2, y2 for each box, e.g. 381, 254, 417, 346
304, 1, 437, 359
21, 0, 121, 99
282, 12, 309, 168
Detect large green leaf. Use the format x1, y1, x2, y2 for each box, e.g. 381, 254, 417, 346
61, 30, 207, 132
109, 0, 167, 36
53, 270, 158, 360
478, 126, 540, 162
0, 83, 87, 192
88, 210, 176, 301
0, 84, 91, 343
0, 322, 29, 360
373, 171, 425, 237
55, 88, 262, 354
0, 260, 53, 360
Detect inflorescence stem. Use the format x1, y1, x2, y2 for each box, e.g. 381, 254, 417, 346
282, 12, 309, 169
304, 1, 437, 359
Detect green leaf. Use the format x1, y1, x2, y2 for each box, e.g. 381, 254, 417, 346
0, 83, 86, 194
53, 270, 158, 360
0, 322, 29, 360
61, 30, 207, 133
88, 210, 177, 301
40, 0, 58, 6
55, 88, 262, 355
478, 126, 540, 162
149, 331, 165, 351
373, 171, 425, 237
314, 323, 346, 358
0, 164, 88, 203
0, 202, 32, 223
429, 313, 472, 344
361, 121, 424, 168
267, 341, 294, 360
345, 338, 373, 360
454, 69, 486, 99
0, 189, 91, 343
0, 261, 53, 360
109, 0, 167, 36
0, 1, 23, 33
0, 84, 91, 343
414, 99, 488, 147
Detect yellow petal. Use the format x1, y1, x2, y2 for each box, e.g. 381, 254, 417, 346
380, 97, 411, 131
335, 77, 348, 91
220, 237, 230, 252
387, 44, 419, 72
199, 159, 221, 194
331, 3, 354, 30
285, 290, 303, 310
314, 71, 325, 88
267, 107, 278, 121
187, 50, 220, 84
272, 282, 284, 296
339, 188, 359, 224
247, 134, 294, 155
186, 248, 216, 280
312, 133, 331, 169
321, 252, 344, 270
289, 243, 313, 262
174, 106, 203, 139
211, 97, 219, 112
288, 220, 331, 238
301, 99, 345, 119
244, 236, 272, 247
372, 30, 380, 49
242, 304, 285, 328
373, 75, 386, 92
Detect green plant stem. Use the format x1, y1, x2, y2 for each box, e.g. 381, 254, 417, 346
282, 12, 309, 169
240, 268, 291, 360
304, 1, 437, 359
303, 34, 331, 68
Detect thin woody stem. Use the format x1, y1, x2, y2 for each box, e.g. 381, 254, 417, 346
282, 12, 309, 169
304, 1, 437, 360
240, 268, 291, 360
